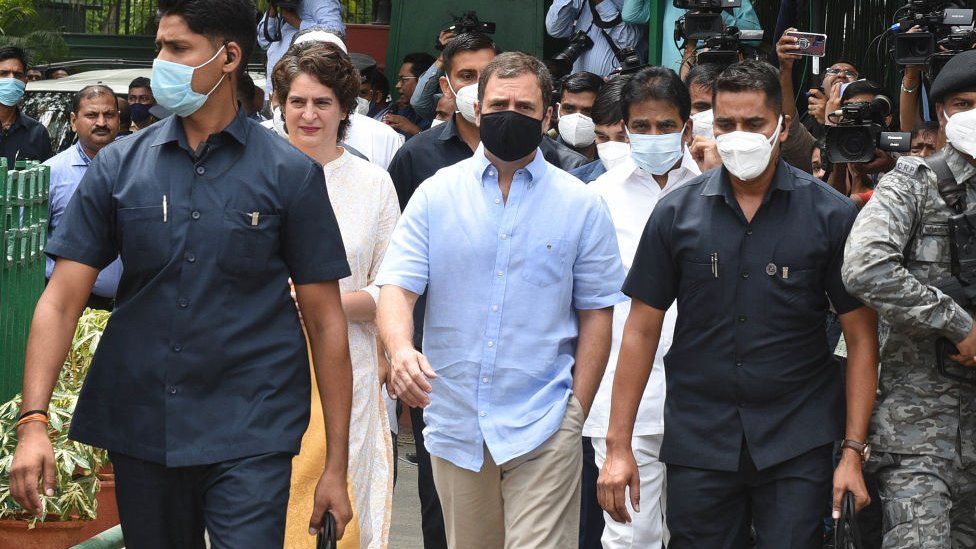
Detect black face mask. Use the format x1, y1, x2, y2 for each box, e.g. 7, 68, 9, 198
479, 110, 544, 162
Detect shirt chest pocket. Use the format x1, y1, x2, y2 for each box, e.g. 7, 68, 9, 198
765, 267, 824, 326
911, 223, 951, 265
217, 209, 282, 276
118, 206, 171, 273
521, 238, 569, 288
677, 259, 722, 328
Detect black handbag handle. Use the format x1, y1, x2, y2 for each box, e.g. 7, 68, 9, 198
833, 492, 863, 549
316, 512, 337, 549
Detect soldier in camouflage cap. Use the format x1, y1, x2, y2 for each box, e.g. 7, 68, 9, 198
842, 49, 976, 548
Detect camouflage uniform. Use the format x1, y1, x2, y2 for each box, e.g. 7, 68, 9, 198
843, 145, 976, 549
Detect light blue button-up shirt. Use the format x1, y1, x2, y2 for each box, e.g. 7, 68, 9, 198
44, 142, 122, 298
545, 0, 645, 77
376, 145, 626, 471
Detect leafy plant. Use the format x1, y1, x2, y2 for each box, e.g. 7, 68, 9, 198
0, 309, 111, 525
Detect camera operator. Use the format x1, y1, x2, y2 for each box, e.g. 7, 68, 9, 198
556, 71, 605, 161
570, 76, 631, 183
257, 0, 345, 99
842, 49, 976, 548
804, 59, 860, 138
825, 81, 898, 207
546, 0, 644, 77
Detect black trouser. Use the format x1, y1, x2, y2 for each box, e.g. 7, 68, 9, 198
110, 451, 292, 549
580, 436, 606, 548
666, 441, 833, 549
411, 405, 448, 549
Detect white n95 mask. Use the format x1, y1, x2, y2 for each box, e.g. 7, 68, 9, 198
946, 108, 976, 159
597, 140, 631, 171
448, 80, 478, 124
558, 112, 596, 148
715, 116, 783, 181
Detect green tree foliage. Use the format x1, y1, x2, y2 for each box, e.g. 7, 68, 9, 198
0, 0, 69, 65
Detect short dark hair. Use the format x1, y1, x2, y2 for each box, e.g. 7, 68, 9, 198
713, 60, 783, 115
402, 52, 435, 78
72, 85, 117, 113
841, 79, 882, 103
622, 66, 691, 123
912, 120, 939, 140
683, 62, 723, 92
441, 32, 500, 77
361, 66, 390, 97
560, 71, 604, 99
117, 96, 132, 128
129, 76, 151, 91
591, 75, 629, 126
0, 46, 28, 73
272, 41, 360, 141
157, 0, 256, 79
44, 67, 68, 79
478, 51, 554, 111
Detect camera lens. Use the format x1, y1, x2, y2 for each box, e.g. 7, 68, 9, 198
839, 129, 872, 161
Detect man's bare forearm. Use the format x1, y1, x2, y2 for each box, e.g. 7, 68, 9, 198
377, 286, 419, 354
605, 304, 665, 449
839, 307, 879, 443
307, 312, 352, 475
573, 307, 613, 414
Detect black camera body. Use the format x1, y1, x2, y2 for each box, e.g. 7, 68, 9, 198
614, 47, 648, 76
672, 0, 741, 8
892, 3, 974, 66
435, 11, 496, 50
825, 100, 911, 163
551, 29, 595, 79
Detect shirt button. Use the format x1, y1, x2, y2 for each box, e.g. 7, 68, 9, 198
746, 229, 754, 236
191, 210, 201, 220
488, 170, 495, 176
482, 377, 489, 383
737, 315, 747, 323
500, 233, 508, 240
173, 344, 183, 352
497, 271, 504, 277
491, 305, 498, 312
195, 165, 206, 175
479, 411, 487, 417
741, 271, 749, 279
736, 361, 743, 368
177, 298, 189, 308
494, 198, 501, 204
487, 341, 494, 348
168, 386, 178, 395
185, 252, 196, 263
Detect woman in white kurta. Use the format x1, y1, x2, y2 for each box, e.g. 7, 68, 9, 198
274, 40, 399, 549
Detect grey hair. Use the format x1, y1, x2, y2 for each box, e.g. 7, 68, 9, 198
477, 52, 553, 111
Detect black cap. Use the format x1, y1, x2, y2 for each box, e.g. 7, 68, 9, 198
930, 50, 976, 103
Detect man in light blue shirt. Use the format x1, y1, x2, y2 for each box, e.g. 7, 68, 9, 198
546, 0, 645, 77
45, 85, 122, 310
256, 0, 345, 98
377, 52, 625, 548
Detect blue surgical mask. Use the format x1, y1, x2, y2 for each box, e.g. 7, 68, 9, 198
151, 45, 227, 118
627, 125, 686, 175
0, 78, 26, 107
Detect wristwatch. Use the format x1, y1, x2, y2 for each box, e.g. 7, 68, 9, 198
841, 439, 871, 462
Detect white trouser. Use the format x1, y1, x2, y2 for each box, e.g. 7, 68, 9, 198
592, 435, 667, 549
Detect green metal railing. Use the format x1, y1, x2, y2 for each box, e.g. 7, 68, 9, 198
0, 160, 50, 403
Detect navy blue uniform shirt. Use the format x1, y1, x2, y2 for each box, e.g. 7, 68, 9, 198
1, 111, 53, 166
47, 108, 350, 466
624, 159, 862, 472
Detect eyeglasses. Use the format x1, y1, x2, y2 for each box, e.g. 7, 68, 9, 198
396, 76, 418, 83
825, 68, 858, 78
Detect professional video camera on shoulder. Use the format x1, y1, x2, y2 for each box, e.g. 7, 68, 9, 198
674, 0, 741, 41
890, 0, 975, 78
825, 94, 911, 163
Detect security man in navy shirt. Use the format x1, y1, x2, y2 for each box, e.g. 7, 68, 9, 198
598, 61, 880, 548
9, 0, 355, 547
0, 46, 53, 166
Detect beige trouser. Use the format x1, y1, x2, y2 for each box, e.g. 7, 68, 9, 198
430, 396, 585, 549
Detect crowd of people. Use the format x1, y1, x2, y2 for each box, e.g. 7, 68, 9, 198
2, 0, 976, 548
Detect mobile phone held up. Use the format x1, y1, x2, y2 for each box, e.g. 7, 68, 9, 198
786, 31, 827, 57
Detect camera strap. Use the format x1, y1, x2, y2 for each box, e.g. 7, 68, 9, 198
927, 150, 966, 214
586, 0, 623, 29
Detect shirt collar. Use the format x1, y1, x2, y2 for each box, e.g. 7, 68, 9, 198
436, 113, 464, 142
473, 143, 548, 187
701, 158, 794, 198
151, 106, 250, 149
73, 141, 93, 166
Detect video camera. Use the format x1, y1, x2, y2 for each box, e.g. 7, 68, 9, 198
436, 11, 496, 50
891, 0, 975, 70
825, 96, 911, 163
674, 0, 742, 42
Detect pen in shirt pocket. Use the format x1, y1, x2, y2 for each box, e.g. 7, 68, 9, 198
711, 252, 719, 278
162, 195, 168, 223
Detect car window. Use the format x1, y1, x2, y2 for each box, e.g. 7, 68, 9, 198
23, 91, 76, 154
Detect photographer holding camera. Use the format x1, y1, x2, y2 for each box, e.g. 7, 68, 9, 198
842, 49, 976, 548
257, 0, 345, 99
546, 0, 644, 78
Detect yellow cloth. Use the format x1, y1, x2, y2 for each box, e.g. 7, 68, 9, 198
284, 362, 361, 549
